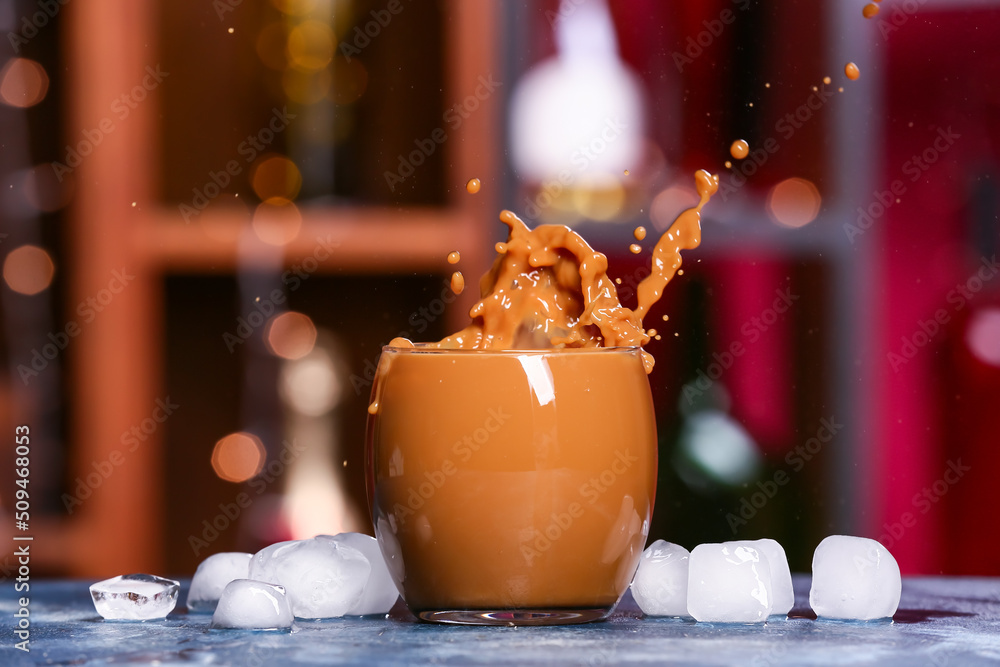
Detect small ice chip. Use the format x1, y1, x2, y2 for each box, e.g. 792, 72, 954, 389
187, 552, 252, 612
809, 535, 901, 621
688, 543, 772, 623
733, 539, 794, 616
317, 533, 399, 615
211, 579, 293, 630
629, 540, 690, 617
249, 537, 371, 619
90, 573, 179, 621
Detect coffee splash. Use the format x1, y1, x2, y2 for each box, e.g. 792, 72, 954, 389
411, 169, 718, 373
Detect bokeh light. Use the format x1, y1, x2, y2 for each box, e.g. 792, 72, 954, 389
252, 197, 302, 246
256, 22, 289, 71
966, 307, 1000, 367
650, 185, 698, 231
265, 311, 317, 359
282, 67, 332, 104
270, 0, 317, 16
279, 347, 343, 416
330, 56, 368, 105
0, 58, 49, 108
252, 156, 303, 201
767, 177, 822, 228
287, 20, 335, 71
3, 245, 55, 295
24, 163, 73, 212
211, 432, 267, 483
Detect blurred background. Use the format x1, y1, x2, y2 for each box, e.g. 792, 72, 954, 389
0, 0, 998, 578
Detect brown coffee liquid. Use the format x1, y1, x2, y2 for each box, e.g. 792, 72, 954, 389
447, 251, 461, 264
426, 170, 718, 373
369, 347, 656, 612
730, 140, 749, 160
466, 178, 481, 194
845, 62, 861, 80
450, 271, 465, 295
862, 3, 879, 18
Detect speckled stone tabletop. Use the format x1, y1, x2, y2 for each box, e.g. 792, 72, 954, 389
2, 576, 999, 666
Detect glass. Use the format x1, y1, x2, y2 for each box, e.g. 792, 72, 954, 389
365, 345, 657, 625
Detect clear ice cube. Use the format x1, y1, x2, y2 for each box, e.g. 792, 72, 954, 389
733, 538, 794, 616
629, 540, 690, 617
90, 573, 179, 621
187, 552, 252, 612
809, 535, 901, 621
248, 537, 371, 619
211, 579, 293, 630
317, 533, 399, 616
687, 543, 772, 623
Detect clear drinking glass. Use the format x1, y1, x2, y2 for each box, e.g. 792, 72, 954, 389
365, 344, 657, 625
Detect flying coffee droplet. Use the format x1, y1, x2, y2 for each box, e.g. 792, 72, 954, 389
725, 160, 733, 169
845, 62, 861, 80
823, 76, 832, 85
447, 251, 461, 264
368, 402, 379, 415
466, 178, 481, 194
730, 139, 749, 160
629, 244, 642, 255
450, 271, 465, 295
624, 169, 630, 176
862, 3, 879, 18
634, 226, 647, 241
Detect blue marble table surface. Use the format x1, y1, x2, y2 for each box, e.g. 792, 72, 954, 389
1, 576, 999, 666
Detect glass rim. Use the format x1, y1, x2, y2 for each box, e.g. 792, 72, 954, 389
380, 343, 644, 354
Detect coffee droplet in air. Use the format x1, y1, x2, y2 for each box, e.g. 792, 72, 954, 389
450, 271, 465, 295
447, 251, 461, 264
633, 226, 647, 241
368, 402, 379, 415
862, 3, 879, 18
730, 139, 749, 160
845, 62, 860, 80
629, 244, 642, 255
646, 329, 657, 337
624, 169, 630, 176
823, 76, 832, 85
724, 160, 733, 169
466, 178, 481, 194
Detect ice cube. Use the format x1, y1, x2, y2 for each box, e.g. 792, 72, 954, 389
187, 552, 252, 612
687, 543, 772, 623
733, 539, 794, 616
809, 535, 901, 621
248, 537, 371, 619
317, 533, 399, 615
629, 540, 690, 617
211, 580, 293, 630
90, 573, 179, 621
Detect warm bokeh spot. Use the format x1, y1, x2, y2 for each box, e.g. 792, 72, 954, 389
3, 244, 56, 295
211, 432, 267, 483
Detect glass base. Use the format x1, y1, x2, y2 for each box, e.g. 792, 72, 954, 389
416, 608, 612, 626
